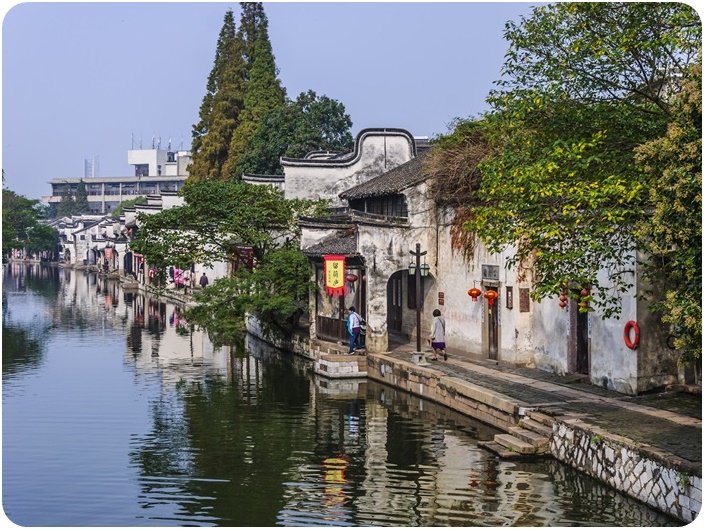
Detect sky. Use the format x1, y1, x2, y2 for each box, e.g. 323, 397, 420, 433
2, 1, 538, 200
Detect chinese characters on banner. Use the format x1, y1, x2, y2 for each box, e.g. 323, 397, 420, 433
323, 255, 346, 297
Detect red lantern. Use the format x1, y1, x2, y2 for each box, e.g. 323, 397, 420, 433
559, 300, 567, 308
345, 273, 358, 283
484, 290, 498, 305
468, 287, 482, 302
581, 287, 589, 297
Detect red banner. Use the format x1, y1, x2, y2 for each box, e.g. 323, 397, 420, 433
323, 255, 346, 297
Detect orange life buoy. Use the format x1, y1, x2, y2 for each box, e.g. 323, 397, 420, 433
624, 320, 640, 349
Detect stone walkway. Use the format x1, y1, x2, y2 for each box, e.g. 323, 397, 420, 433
383, 340, 702, 466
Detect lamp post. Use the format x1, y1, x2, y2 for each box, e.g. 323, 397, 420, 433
409, 243, 429, 361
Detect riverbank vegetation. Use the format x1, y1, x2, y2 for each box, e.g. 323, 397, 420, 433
427, 3, 701, 360
2, 183, 59, 260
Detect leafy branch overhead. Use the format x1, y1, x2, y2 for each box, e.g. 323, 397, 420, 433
428, 2, 701, 329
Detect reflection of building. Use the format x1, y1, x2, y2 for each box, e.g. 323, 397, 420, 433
44, 148, 191, 214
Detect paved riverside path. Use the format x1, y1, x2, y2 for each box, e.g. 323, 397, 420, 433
381, 341, 702, 466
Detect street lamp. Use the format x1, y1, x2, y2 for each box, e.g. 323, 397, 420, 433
409, 243, 429, 363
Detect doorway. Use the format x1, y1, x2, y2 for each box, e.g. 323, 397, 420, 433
387, 272, 403, 334
568, 294, 590, 375
483, 286, 499, 360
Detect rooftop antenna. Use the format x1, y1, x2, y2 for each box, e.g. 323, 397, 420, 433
180, 137, 184, 150
168, 137, 172, 151
152, 135, 155, 149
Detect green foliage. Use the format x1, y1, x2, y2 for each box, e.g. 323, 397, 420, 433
74, 180, 90, 214
239, 90, 354, 175
2, 188, 59, 256
439, 2, 701, 318
189, 9, 246, 181
56, 185, 76, 217
185, 246, 314, 344
590, 434, 604, 446
130, 180, 327, 341
635, 62, 702, 362
496, 2, 701, 116
224, 16, 286, 179
111, 196, 148, 218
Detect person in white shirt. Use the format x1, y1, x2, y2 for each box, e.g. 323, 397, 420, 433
429, 309, 447, 361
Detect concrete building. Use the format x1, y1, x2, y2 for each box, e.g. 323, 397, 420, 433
44, 148, 191, 214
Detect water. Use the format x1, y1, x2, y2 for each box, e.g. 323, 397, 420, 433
2, 264, 680, 527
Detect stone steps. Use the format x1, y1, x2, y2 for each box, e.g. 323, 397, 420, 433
479, 410, 554, 459
509, 426, 550, 450
477, 440, 525, 459
494, 433, 542, 454
518, 416, 553, 438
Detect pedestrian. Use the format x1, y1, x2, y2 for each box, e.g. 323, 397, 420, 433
346, 306, 362, 354
429, 308, 447, 361
199, 272, 209, 288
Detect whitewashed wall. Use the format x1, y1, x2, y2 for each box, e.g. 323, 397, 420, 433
282, 129, 415, 206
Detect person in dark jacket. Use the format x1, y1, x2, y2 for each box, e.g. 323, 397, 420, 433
199, 272, 209, 288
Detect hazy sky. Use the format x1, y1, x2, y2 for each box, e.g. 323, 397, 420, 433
2, 1, 537, 200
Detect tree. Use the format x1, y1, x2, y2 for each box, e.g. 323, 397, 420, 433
2, 189, 58, 257
438, 2, 700, 317
239, 90, 354, 175
56, 185, 76, 217
111, 196, 148, 218
635, 61, 702, 361
74, 180, 90, 214
129, 180, 328, 342
188, 3, 271, 182
189, 9, 246, 181
223, 16, 286, 179
185, 245, 314, 344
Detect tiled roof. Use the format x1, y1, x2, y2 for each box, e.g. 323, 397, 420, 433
302, 229, 358, 257
339, 146, 431, 200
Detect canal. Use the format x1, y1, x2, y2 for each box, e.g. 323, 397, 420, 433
2, 264, 680, 526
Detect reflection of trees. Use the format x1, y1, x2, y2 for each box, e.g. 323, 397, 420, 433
2, 324, 44, 376
2, 265, 55, 376
129, 360, 315, 526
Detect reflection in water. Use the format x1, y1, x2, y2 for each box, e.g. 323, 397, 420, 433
2, 264, 680, 527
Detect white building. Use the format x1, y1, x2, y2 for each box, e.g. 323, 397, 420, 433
289, 128, 677, 395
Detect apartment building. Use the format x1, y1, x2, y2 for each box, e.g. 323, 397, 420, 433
45, 148, 191, 214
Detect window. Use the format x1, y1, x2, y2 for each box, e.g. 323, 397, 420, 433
135, 164, 149, 177
349, 194, 408, 218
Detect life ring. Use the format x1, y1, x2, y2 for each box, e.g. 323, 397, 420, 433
624, 320, 640, 349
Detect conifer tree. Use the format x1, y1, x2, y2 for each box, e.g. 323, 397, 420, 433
236, 2, 267, 71
224, 16, 285, 179
56, 186, 76, 217
189, 10, 246, 181
74, 180, 90, 214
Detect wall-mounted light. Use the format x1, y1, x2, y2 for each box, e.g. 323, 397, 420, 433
408, 261, 416, 275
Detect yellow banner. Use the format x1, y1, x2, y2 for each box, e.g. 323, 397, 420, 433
324, 255, 346, 297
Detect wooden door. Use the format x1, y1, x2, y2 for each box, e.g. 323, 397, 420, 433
387, 273, 403, 333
